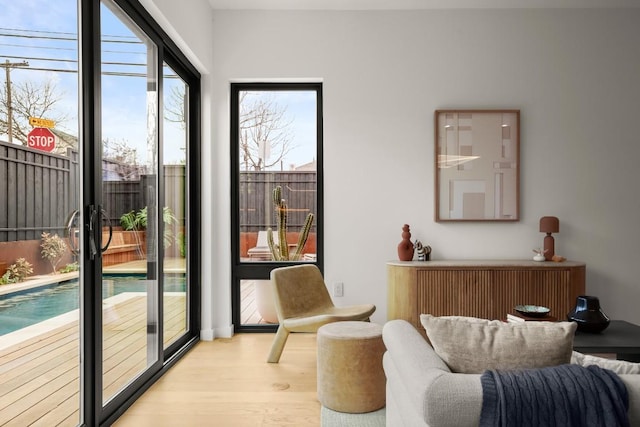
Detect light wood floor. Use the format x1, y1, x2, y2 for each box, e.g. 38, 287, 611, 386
114, 332, 321, 427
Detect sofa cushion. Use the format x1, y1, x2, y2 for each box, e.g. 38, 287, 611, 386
571, 351, 640, 374
420, 314, 577, 374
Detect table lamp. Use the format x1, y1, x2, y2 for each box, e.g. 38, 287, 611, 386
539, 216, 559, 261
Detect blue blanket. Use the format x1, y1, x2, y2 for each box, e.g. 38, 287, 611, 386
480, 364, 629, 427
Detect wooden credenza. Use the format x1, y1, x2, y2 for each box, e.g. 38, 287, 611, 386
387, 260, 585, 331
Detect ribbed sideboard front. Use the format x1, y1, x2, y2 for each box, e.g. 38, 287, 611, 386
387, 260, 586, 330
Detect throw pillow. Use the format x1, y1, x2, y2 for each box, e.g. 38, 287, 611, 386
572, 351, 640, 375
420, 314, 577, 374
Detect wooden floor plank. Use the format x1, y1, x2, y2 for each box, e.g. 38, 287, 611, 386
114, 333, 321, 427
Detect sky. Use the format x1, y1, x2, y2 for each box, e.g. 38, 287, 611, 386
1, 0, 318, 170
0, 0, 187, 165
241, 90, 317, 171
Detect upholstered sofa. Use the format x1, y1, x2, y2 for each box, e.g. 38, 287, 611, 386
382, 319, 640, 427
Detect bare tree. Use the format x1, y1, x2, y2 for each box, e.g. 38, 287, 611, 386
0, 77, 72, 149
164, 85, 186, 129
164, 88, 296, 170
103, 138, 142, 181
239, 91, 295, 171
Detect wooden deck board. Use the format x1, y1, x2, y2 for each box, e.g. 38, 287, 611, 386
0, 326, 78, 370
0, 278, 263, 425
240, 281, 270, 325
0, 294, 186, 426
29, 389, 80, 427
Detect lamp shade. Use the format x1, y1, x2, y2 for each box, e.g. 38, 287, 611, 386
539, 216, 559, 233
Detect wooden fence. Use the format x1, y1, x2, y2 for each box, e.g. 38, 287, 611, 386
0, 140, 315, 242
0, 141, 78, 242
239, 171, 317, 233
0, 142, 187, 243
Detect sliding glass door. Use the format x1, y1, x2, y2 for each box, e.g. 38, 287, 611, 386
0, 0, 200, 424
99, 1, 161, 405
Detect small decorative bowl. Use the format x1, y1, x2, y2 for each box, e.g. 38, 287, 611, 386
515, 305, 551, 318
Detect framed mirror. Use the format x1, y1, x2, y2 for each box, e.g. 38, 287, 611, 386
435, 110, 520, 222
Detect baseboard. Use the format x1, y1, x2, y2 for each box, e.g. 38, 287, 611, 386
215, 324, 234, 339
200, 329, 215, 341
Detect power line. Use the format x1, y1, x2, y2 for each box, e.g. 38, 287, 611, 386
2, 54, 147, 68
0, 32, 76, 42
0, 29, 177, 78
3, 54, 76, 64
1, 66, 178, 78
0, 42, 146, 55
0, 32, 143, 44
0, 27, 76, 37
0, 26, 139, 41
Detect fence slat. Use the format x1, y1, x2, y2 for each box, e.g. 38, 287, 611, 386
0, 142, 74, 242
1, 141, 316, 243
238, 171, 318, 233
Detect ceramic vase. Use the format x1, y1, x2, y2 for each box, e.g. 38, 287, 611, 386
397, 224, 414, 261
567, 295, 610, 333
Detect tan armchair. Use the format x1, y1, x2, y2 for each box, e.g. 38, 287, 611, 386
267, 264, 376, 363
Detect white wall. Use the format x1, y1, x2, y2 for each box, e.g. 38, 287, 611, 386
207, 8, 640, 329
152, 6, 640, 334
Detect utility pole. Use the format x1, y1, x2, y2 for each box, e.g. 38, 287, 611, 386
2, 59, 29, 144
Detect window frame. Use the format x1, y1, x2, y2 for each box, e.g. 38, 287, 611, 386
230, 82, 324, 332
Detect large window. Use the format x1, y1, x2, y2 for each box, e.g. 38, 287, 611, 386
231, 83, 323, 331
0, 0, 200, 424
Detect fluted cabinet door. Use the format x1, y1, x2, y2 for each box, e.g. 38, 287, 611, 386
387, 261, 585, 331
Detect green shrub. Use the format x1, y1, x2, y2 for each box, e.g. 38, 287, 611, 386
120, 206, 177, 249
59, 262, 80, 273
41, 232, 68, 274
0, 258, 34, 284
177, 231, 186, 257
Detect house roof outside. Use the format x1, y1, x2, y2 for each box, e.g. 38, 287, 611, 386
295, 159, 316, 171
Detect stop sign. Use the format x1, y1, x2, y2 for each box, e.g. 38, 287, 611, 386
27, 127, 56, 152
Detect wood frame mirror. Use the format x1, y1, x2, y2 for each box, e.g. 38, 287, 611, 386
435, 110, 520, 222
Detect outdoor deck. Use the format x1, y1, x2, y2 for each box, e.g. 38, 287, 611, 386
0, 293, 186, 426
105, 260, 270, 325
240, 281, 272, 325
0, 258, 271, 425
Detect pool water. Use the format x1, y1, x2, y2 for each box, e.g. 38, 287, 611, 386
0, 275, 186, 336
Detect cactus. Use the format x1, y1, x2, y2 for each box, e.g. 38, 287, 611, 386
267, 185, 314, 261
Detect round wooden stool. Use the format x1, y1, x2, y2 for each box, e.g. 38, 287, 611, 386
317, 321, 386, 413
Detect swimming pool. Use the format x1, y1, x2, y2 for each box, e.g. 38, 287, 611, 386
0, 275, 186, 336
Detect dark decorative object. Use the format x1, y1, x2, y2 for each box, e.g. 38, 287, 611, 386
539, 216, 559, 261
567, 295, 610, 333
515, 304, 550, 318
397, 224, 414, 261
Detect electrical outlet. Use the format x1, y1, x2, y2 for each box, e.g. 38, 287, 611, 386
333, 282, 344, 297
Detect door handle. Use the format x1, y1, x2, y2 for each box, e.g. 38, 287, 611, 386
87, 206, 114, 259
65, 209, 80, 255
100, 208, 113, 254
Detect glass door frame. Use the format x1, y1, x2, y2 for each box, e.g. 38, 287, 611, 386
79, 0, 201, 424
230, 82, 324, 333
